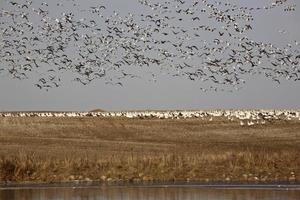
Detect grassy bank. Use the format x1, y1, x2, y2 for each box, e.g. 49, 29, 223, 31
0, 116, 299, 184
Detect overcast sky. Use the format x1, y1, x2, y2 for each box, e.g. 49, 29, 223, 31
0, 0, 299, 111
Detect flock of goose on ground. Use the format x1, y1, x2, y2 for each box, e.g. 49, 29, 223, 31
0, 0, 299, 91
1, 110, 300, 126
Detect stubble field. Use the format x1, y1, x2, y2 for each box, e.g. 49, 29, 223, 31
0, 116, 299, 185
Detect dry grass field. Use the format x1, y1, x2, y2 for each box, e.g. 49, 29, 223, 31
0, 116, 299, 184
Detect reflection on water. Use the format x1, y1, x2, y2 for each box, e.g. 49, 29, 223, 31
1, 186, 300, 200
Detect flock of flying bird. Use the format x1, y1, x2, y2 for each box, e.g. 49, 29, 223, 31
0, 0, 299, 91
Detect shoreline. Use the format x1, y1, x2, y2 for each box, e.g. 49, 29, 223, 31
1, 181, 300, 190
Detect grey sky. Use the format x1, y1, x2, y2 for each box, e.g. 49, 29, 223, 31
0, 0, 299, 111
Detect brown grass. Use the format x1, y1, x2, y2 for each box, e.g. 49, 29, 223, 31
0, 116, 299, 184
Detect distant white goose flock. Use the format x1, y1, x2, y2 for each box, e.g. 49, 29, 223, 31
0, 110, 299, 126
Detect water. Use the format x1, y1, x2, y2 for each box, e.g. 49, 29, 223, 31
1, 185, 300, 200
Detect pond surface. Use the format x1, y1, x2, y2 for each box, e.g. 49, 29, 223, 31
1, 184, 300, 200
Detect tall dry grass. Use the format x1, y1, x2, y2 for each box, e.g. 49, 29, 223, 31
0, 150, 299, 184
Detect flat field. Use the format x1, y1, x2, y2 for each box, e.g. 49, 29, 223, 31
0, 116, 299, 184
